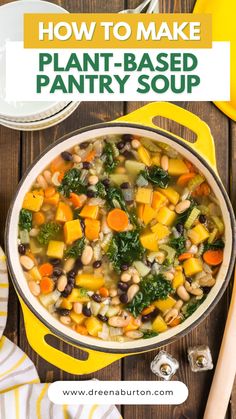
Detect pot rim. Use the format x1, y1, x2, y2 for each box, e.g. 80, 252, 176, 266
5, 121, 236, 354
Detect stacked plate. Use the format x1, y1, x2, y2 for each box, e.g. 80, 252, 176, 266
0, 0, 80, 131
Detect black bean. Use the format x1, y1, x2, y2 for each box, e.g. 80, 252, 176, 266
102, 178, 110, 187
122, 134, 133, 142
80, 219, 85, 232
120, 182, 130, 189
74, 258, 83, 271
186, 276, 193, 284
93, 260, 102, 269
122, 150, 133, 159
49, 258, 61, 266
57, 308, 70, 316
199, 214, 207, 224
83, 161, 91, 169
53, 267, 63, 277
119, 293, 128, 304
18, 244, 26, 255
97, 314, 108, 322
87, 189, 96, 198
92, 293, 102, 303
121, 264, 129, 271
61, 284, 73, 297
82, 306, 92, 317
141, 308, 158, 322
80, 141, 89, 149
146, 260, 152, 268
118, 282, 129, 291
61, 151, 72, 161
176, 223, 184, 234
117, 141, 125, 150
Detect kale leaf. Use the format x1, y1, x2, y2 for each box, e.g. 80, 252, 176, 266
106, 186, 126, 211
127, 274, 173, 317
58, 168, 86, 197
183, 295, 207, 319
103, 143, 118, 173
140, 166, 169, 189
37, 222, 61, 245
65, 237, 85, 259
169, 236, 186, 256
204, 239, 225, 252
141, 330, 159, 339
94, 181, 107, 198
107, 229, 145, 273
19, 209, 32, 232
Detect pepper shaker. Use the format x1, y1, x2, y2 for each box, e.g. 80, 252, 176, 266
188, 345, 213, 372
150, 350, 179, 380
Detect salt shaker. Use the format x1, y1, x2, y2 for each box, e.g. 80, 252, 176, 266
150, 350, 179, 380
187, 345, 213, 372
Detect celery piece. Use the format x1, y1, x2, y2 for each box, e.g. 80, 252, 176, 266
184, 208, 201, 229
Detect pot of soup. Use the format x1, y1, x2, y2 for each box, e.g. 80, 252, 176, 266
5, 102, 236, 374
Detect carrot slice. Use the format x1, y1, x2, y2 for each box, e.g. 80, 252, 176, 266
177, 172, 196, 187
39, 263, 54, 277
33, 211, 45, 226
45, 186, 56, 198
99, 287, 109, 298
203, 249, 223, 266
107, 209, 129, 232
178, 252, 193, 262
40, 277, 55, 294
169, 317, 182, 327
141, 305, 156, 316
70, 192, 83, 208
184, 160, 195, 173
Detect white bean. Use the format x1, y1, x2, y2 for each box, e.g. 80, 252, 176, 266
29, 228, 39, 237
36, 174, 48, 190
28, 280, 40, 296
73, 154, 82, 163
109, 288, 118, 297
20, 255, 34, 270
185, 281, 203, 296
177, 285, 190, 301
60, 316, 71, 325
57, 275, 67, 292
174, 300, 184, 311
125, 330, 143, 339
121, 272, 131, 282
161, 155, 169, 171
63, 258, 75, 273
51, 171, 61, 186
164, 308, 179, 324
81, 246, 93, 265
88, 175, 99, 185
108, 316, 130, 328
132, 274, 140, 284
127, 284, 139, 302
43, 170, 52, 184
131, 139, 140, 149
111, 296, 120, 305
198, 275, 216, 287
73, 302, 83, 314
175, 200, 191, 214
189, 245, 198, 254
164, 272, 174, 281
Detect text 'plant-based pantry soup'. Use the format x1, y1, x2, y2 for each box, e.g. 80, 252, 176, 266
18, 135, 225, 341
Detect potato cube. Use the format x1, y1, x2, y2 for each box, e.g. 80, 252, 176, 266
183, 258, 203, 276
66, 288, 90, 303
138, 146, 152, 166
172, 271, 185, 289
80, 205, 99, 219
85, 219, 100, 241
151, 223, 170, 239
168, 159, 189, 176
46, 240, 65, 259
22, 192, 44, 212
76, 274, 105, 291
85, 316, 103, 337
140, 232, 158, 251
135, 188, 153, 204
151, 191, 168, 210
152, 315, 168, 333
142, 204, 156, 225
55, 202, 73, 223
64, 219, 83, 244
159, 187, 180, 205
154, 296, 176, 312
156, 207, 176, 226
70, 312, 85, 325
188, 224, 210, 245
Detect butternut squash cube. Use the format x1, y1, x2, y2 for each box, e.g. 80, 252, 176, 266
140, 232, 158, 251
172, 271, 185, 289
137, 204, 144, 220
44, 193, 60, 206
60, 298, 73, 310
22, 192, 44, 212
67, 288, 90, 303
70, 312, 85, 325
151, 153, 161, 166
152, 315, 168, 333
80, 205, 99, 220
156, 207, 176, 226
55, 202, 73, 223
138, 146, 152, 166
135, 188, 153, 205
85, 219, 100, 241
183, 258, 203, 276
151, 223, 170, 239
188, 224, 210, 245
142, 204, 156, 225
64, 219, 83, 244
154, 296, 176, 312
168, 159, 189, 176
46, 240, 65, 259
158, 187, 180, 205
76, 274, 105, 291
85, 316, 103, 337
151, 191, 168, 210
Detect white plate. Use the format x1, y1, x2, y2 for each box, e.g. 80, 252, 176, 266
0, 101, 80, 131
0, 0, 69, 121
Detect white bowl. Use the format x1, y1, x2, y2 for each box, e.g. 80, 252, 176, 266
0, 0, 70, 122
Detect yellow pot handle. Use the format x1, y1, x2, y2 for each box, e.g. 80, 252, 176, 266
20, 298, 124, 375
116, 102, 217, 171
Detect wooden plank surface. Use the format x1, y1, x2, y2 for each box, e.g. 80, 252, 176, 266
0, 0, 235, 418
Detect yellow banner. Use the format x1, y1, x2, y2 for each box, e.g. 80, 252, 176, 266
24, 14, 212, 49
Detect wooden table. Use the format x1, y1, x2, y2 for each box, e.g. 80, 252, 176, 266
1, 0, 235, 418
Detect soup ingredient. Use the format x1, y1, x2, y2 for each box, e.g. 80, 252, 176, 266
19, 209, 32, 232
142, 330, 158, 339
183, 295, 207, 319
107, 208, 129, 232
204, 238, 225, 252
140, 165, 169, 188
40, 277, 55, 294
183, 257, 203, 276
39, 263, 54, 277
76, 274, 104, 291
85, 219, 100, 240
203, 249, 224, 266
46, 240, 65, 259
55, 202, 73, 222
177, 172, 196, 186
169, 236, 186, 256
33, 211, 45, 226
37, 222, 61, 245
58, 168, 86, 197
178, 252, 192, 262
103, 143, 118, 173
127, 274, 173, 317
184, 207, 201, 229
22, 192, 44, 212
106, 186, 127, 211
64, 237, 85, 259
